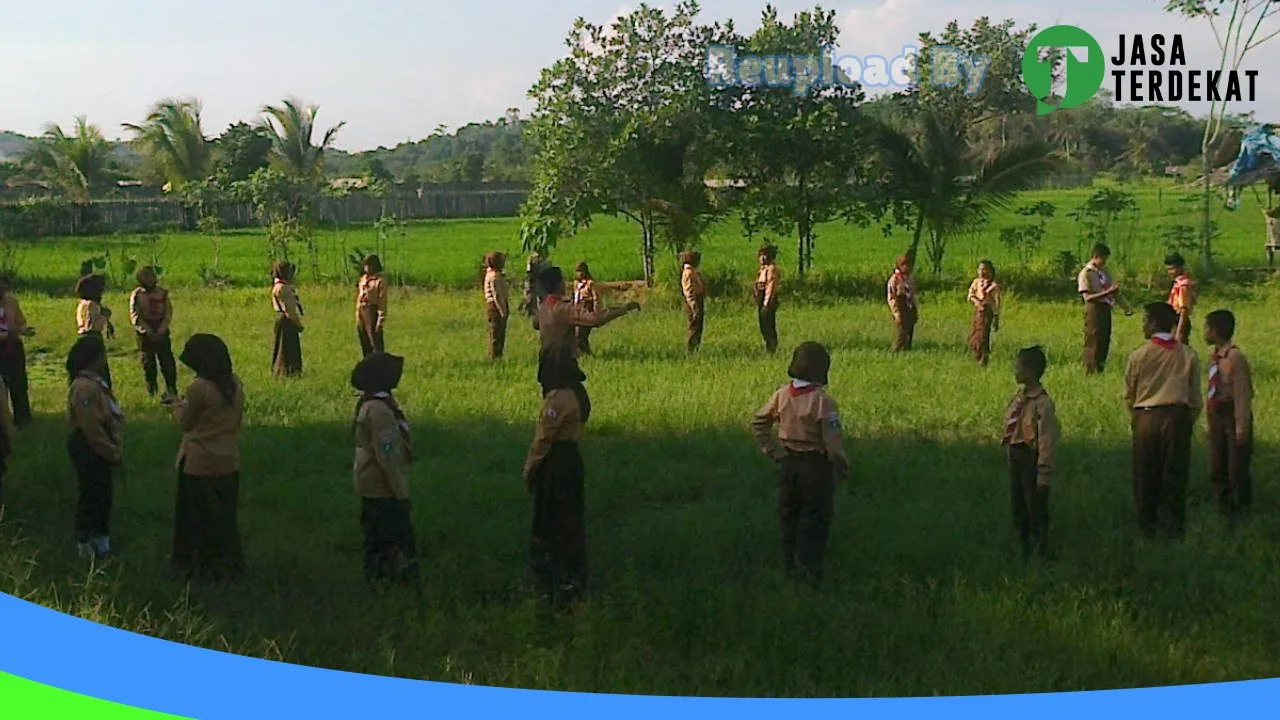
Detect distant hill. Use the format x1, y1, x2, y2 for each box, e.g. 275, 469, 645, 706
0, 132, 31, 163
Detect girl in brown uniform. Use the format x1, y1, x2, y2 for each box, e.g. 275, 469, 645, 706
523, 348, 592, 609
573, 262, 601, 356
680, 252, 707, 353
886, 254, 918, 353
352, 352, 417, 587
356, 255, 388, 357
171, 334, 246, 582
483, 252, 511, 360
0, 276, 35, 427
66, 333, 124, 559
754, 246, 781, 354
271, 262, 304, 378
76, 274, 115, 389
966, 260, 1002, 366
751, 342, 850, 587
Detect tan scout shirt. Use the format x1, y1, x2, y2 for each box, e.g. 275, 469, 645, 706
1077, 262, 1116, 306
886, 269, 915, 318
1168, 274, 1196, 316
574, 278, 601, 309
68, 372, 123, 464
174, 377, 244, 477
272, 281, 303, 328
681, 265, 707, 307
1001, 387, 1060, 485
751, 382, 849, 477
1208, 343, 1253, 438
130, 286, 172, 335
354, 395, 413, 500
535, 296, 630, 358
357, 273, 388, 330
0, 295, 29, 341
1125, 335, 1202, 414
967, 278, 1001, 314
755, 264, 779, 306
523, 388, 583, 481
484, 269, 510, 316
77, 300, 110, 335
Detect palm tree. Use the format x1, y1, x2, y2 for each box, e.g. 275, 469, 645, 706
23, 116, 113, 204
259, 98, 345, 180
875, 108, 1062, 275
122, 98, 212, 190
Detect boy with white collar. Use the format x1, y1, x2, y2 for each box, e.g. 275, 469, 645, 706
1204, 310, 1254, 521
1124, 302, 1201, 539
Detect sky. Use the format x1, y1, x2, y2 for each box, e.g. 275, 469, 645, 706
2, 0, 1277, 152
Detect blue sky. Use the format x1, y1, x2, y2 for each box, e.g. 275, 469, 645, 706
2, 0, 1277, 151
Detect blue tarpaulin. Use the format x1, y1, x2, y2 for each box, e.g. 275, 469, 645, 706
1226, 125, 1280, 188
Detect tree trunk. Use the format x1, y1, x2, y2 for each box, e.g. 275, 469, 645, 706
1201, 152, 1214, 276
640, 209, 656, 287
796, 214, 813, 280
908, 210, 925, 258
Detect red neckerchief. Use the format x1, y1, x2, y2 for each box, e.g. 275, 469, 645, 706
788, 382, 819, 397
545, 295, 562, 307
1151, 335, 1178, 350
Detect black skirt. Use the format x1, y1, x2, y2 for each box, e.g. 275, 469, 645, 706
272, 317, 303, 377
172, 465, 245, 581
529, 441, 587, 605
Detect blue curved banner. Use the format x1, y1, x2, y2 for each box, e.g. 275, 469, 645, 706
1, 590, 1278, 718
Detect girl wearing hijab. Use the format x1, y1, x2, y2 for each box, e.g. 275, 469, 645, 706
75, 273, 115, 389
351, 352, 417, 588
171, 334, 246, 582
522, 347, 592, 609
886, 253, 918, 353
0, 275, 35, 427
66, 333, 124, 559
270, 262, 304, 378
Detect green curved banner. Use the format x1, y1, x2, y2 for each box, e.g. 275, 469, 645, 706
0, 671, 190, 719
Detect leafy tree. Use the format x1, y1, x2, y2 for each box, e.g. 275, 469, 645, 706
259, 98, 346, 181
720, 5, 880, 278
1067, 187, 1139, 262
212, 122, 273, 188
1000, 201, 1056, 268
121, 98, 212, 190
22, 116, 114, 204
519, 1, 734, 285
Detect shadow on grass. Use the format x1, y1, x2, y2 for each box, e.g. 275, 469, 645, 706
2, 412, 1279, 695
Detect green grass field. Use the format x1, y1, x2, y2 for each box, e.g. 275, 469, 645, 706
3, 183, 1280, 697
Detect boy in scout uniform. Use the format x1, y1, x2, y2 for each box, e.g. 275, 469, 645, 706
129, 267, 179, 404
65, 333, 124, 559
967, 260, 1002, 366
1204, 310, 1254, 521
754, 246, 781, 354
1078, 244, 1132, 374
680, 251, 707, 353
886, 253, 918, 353
271, 262, 304, 378
533, 266, 640, 387
356, 254, 388, 357
0, 276, 35, 427
76, 273, 115, 389
483, 252, 511, 360
751, 342, 849, 587
573, 262, 601, 356
1124, 302, 1201, 539
1165, 253, 1196, 346
352, 352, 418, 589
523, 347, 592, 609
1001, 346, 1060, 559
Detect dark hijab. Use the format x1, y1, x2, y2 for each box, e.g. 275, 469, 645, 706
350, 352, 408, 430
788, 341, 831, 386
75, 274, 106, 302
66, 333, 106, 384
179, 333, 238, 404
538, 348, 591, 423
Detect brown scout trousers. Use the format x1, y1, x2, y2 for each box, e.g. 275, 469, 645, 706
358, 311, 384, 358
778, 451, 835, 586
969, 307, 994, 366
576, 301, 594, 356
487, 306, 508, 359
1209, 401, 1253, 520
1132, 406, 1194, 538
1008, 444, 1049, 556
892, 305, 917, 352
530, 440, 587, 607
0, 338, 30, 425
1083, 302, 1112, 374
135, 326, 178, 396
756, 296, 779, 353
685, 299, 705, 353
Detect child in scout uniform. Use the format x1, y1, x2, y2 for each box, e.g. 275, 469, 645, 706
754, 245, 781, 354
76, 273, 115, 389
573, 263, 601, 356
533, 266, 640, 388
483, 252, 511, 360
1124, 302, 1201, 539
65, 333, 123, 559
1001, 346, 1060, 559
967, 260, 1002, 366
352, 352, 418, 588
0, 276, 35, 427
356, 254, 388, 357
886, 253, 918, 353
171, 334, 246, 582
523, 348, 592, 609
1165, 253, 1196, 346
129, 267, 179, 404
1204, 310, 1254, 521
751, 342, 850, 587
680, 251, 708, 353
270, 262, 304, 378
1078, 244, 1132, 374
